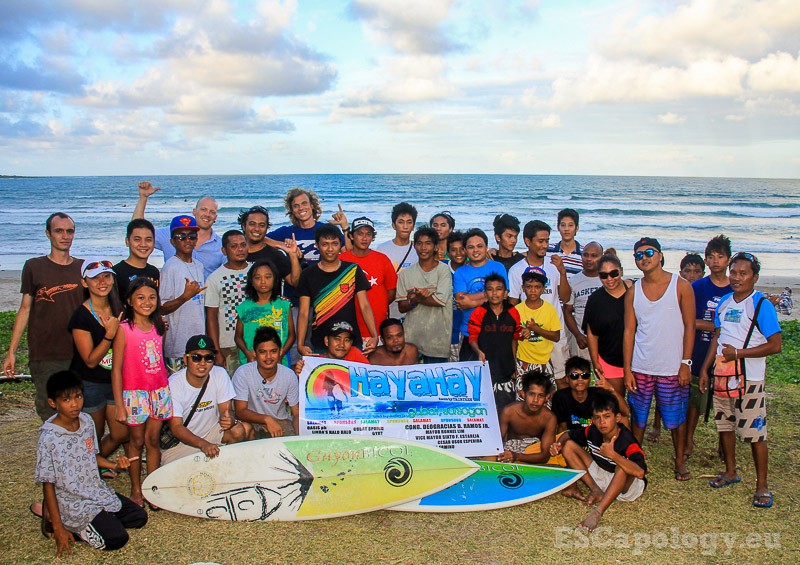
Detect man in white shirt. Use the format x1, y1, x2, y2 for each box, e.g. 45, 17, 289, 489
508, 220, 571, 385
163, 335, 252, 465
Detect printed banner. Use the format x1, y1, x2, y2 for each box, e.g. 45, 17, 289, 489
298, 357, 503, 457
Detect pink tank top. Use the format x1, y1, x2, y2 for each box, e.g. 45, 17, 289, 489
121, 321, 169, 391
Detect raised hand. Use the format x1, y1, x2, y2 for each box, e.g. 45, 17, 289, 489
138, 181, 161, 198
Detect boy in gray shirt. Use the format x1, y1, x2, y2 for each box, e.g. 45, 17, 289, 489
35, 371, 147, 555
232, 327, 299, 438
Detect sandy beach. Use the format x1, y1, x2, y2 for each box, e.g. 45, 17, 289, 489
1, 268, 796, 321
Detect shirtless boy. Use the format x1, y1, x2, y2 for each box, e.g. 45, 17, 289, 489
497, 370, 557, 465
368, 319, 419, 366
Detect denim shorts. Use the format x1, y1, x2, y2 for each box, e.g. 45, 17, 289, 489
81, 380, 115, 414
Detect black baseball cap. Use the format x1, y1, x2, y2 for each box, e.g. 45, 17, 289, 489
634, 237, 661, 252
185, 334, 217, 354
351, 216, 376, 234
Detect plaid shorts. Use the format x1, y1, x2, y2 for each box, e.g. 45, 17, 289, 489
713, 381, 767, 442
122, 386, 173, 426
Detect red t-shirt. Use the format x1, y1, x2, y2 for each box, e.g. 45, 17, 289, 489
344, 347, 370, 364
339, 250, 397, 337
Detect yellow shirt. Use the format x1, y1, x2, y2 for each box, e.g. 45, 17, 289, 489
514, 300, 562, 364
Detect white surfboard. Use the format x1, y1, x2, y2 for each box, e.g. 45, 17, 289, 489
143, 436, 478, 521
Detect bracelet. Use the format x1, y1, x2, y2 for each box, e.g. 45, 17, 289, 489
734, 348, 738, 360
103, 336, 114, 342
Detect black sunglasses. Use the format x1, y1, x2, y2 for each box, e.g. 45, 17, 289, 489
174, 233, 199, 241
599, 269, 620, 280
568, 371, 591, 380
189, 353, 215, 363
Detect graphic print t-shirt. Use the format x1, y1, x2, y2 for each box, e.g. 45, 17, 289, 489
204, 265, 249, 349
691, 276, 732, 372
113, 261, 160, 301
296, 261, 371, 350
340, 249, 398, 337
21, 256, 83, 361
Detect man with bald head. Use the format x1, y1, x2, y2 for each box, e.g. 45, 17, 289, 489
133, 181, 224, 278
563, 242, 604, 360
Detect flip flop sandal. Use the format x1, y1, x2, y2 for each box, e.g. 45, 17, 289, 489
708, 475, 741, 488
753, 491, 773, 508
674, 470, 692, 481
100, 468, 118, 480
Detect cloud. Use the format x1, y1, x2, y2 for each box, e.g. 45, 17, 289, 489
349, 0, 456, 54
501, 113, 561, 132
550, 55, 749, 108
165, 95, 295, 134
0, 57, 85, 94
600, 0, 800, 64
657, 112, 686, 125
386, 111, 431, 132
748, 51, 800, 92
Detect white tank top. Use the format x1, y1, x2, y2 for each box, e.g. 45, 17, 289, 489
631, 273, 684, 376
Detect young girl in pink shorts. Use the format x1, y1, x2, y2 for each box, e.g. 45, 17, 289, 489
111, 278, 172, 508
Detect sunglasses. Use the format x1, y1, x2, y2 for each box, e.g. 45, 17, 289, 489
599, 269, 620, 280
731, 252, 758, 264
84, 260, 114, 271
189, 353, 215, 363
633, 248, 657, 261
174, 233, 199, 241
568, 371, 591, 380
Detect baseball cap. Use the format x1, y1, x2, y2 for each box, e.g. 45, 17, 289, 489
633, 237, 661, 252
351, 216, 376, 234
81, 257, 115, 279
328, 321, 355, 338
170, 215, 199, 234
522, 265, 548, 285
185, 334, 217, 354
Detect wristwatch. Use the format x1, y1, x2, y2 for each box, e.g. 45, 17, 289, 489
681, 359, 692, 367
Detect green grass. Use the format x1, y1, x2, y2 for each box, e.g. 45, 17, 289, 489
0, 310, 28, 374
767, 320, 799, 384
0, 314, 798, 563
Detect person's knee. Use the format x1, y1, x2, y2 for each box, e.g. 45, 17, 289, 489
126, 508, 148, 530
103, 530, 129, 551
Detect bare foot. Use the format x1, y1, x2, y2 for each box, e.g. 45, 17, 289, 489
561, 485, 586, 502
585, 488, 604, 506
578, 507, 603, 532
645, 428, 661, 442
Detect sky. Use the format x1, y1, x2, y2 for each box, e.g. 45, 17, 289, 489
1, 0, 799, 178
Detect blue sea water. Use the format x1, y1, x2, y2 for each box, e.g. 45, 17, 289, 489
1, 174, 798, 276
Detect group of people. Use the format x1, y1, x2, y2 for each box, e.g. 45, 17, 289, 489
2, 182, 783, 554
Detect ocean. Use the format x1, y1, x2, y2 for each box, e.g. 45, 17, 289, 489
1, 174, 798, 276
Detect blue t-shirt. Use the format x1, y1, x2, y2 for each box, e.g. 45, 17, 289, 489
453, 260, 509, 336
690, 276, 732, 373
155, 226, 224, 279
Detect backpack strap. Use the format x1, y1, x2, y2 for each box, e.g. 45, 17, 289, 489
739, 295, 767, 387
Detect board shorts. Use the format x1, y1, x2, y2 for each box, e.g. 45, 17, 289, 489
165, 357, 186, 375
122, 386, 173, 426
588, 461, 645, 502
713, 381, 767, 443
161, 422, 227, 465
628, 372, 689, 430
550, 335, 570, 380
503, 436, 566, 467
81, 380, 116, 414
689, 373, 710, 411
